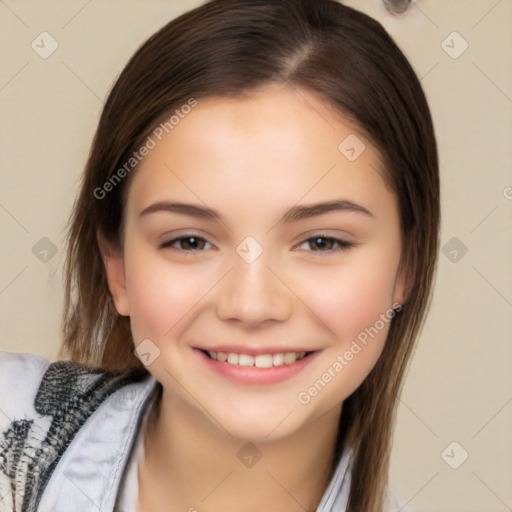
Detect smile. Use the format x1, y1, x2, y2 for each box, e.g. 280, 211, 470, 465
196, 348, 319, 385
205, 350, 309, 368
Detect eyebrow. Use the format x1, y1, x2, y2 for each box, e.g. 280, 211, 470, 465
139, 199, 375, 223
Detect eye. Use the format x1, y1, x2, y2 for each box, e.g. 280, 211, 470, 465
297, 236, 353, 252
159, 235, 352, 253
160, 235, 213, 252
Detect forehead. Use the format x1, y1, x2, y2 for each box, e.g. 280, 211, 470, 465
126, 85, 393, 219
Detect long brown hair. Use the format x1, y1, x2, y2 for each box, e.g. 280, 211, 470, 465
59, 1, 440, 510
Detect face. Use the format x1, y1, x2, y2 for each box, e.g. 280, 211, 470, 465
101, 84, 407, 441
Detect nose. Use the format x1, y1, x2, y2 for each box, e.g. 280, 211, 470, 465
215, 252, 293, 327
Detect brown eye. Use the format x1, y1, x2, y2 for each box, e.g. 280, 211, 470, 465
160, 236, 212, 251
299, 236, 353, 252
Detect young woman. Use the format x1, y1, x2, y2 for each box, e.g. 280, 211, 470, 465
0, 1, 439, 511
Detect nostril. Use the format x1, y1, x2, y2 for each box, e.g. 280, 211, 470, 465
382, 0, 414, 16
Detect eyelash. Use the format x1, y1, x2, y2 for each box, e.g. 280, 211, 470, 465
159, 235, 354, 253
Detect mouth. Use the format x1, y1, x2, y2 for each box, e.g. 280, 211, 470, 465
202, 349, 313, 368
194, 347, 319, 385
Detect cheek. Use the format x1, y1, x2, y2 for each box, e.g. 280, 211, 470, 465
297, 263, 397, 403
123, 248, 209, 341
301, 252, 398, 378
312, 262, 396, 331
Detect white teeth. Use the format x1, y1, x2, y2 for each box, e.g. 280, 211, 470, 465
284, 352, 297, 365
272, 353, 284, 366
238, 354, 255, 367
206, 350, 307, 368
255, 354, 273, 368
227, 353, 239, 365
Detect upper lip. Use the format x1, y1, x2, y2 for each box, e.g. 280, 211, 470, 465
194, 345, 317, 356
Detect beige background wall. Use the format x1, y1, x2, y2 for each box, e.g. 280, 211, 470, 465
1, 1, 511, 510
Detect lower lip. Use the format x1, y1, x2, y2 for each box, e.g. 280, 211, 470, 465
194, 349, 320, 385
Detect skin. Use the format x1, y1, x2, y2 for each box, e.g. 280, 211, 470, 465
100, 83, 407, 511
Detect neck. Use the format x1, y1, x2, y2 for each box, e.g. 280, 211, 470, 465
138, 389, 342, 512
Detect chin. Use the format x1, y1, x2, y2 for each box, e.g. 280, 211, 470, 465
210, 396, 325, 443
218, 413, 300, 444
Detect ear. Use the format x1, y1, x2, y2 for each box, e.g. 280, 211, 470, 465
392, 256, 415, 307
97, 230, 130, 316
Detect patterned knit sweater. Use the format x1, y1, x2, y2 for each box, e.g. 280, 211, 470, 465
0, 356, 146, 512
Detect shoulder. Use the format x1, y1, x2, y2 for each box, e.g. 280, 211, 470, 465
0, 351, 150, 511
0, 350, 50, 379
0, 351, 51, 428
0, 350, 144, 429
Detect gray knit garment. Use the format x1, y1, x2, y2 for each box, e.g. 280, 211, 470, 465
0, 360, 142, 512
